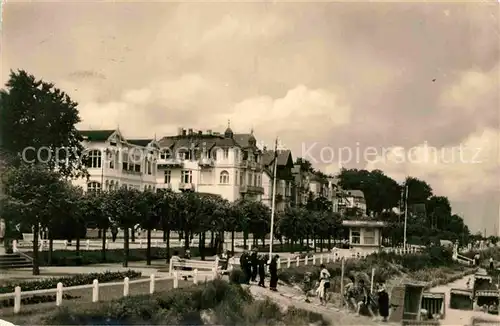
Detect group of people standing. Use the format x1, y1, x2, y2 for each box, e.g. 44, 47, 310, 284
343, 275, 390, 321
240, 248, 279, 291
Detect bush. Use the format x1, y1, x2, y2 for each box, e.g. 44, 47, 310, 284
278, 248, 461, 289
29, 246, 214, 266
0, 270, 142, 308
39, 280, 329, 325
228, 269, 246, 284
0, 270, 141, 294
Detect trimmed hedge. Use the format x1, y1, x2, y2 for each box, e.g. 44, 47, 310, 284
28, 246, 216, 266
37, 279, 328, 325
0, 270, 141, 308
0, 270, 141, 294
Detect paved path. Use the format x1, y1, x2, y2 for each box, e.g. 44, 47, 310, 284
249, 284, 395, 326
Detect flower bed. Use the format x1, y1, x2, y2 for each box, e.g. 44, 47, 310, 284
0, 270, 141, 308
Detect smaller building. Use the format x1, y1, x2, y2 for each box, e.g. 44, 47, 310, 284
342, 220, 386, 253
340, 189, 367, 215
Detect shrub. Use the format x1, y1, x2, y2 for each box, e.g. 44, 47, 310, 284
39, 280, 328, 325
228, 269, 246, 284
0, 270, 141, 294
0, 270, 141, 308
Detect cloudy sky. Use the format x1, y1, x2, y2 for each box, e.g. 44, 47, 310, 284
3, 1, 499, 234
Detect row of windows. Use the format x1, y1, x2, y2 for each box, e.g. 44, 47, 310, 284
350, 228, 376, 245
86, 150, 154, 175
159, 148, 260, 163
163, 170, 262, 186
87, 181, 155, 192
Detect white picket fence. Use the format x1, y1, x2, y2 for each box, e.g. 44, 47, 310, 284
0, 245, 428, 315
12, 238, 248, 252
0, 269, 218, 314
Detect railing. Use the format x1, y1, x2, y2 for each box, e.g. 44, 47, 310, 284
13, 238, 249, 253
227, 246, 422, 270
0, 270, 216, 314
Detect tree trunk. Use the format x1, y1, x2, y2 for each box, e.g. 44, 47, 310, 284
32, 223, 40, 275
123, 227, 130, 267
101, 227, 107, 262
243, 231, 248, 249
199, 233, 205, 260
210, 231, 214, 248
328, 237, 331, 250
166, 227, 171, 263
131, 228, 135, 242
184, 228, 190, 251
146, 228, 152, 265
163, 230, 167, 242
48, 236, 53, 266
231, 230, 235, 255
76, 237, 80, 256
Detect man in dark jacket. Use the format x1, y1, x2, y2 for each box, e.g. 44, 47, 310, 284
250, 247, 259, 282
269, 254, 279, 291
258, 254, 268, 287
240, 250, 251, 284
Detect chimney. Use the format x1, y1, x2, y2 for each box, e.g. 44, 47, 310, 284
188, 128, 193, 135
178, 127, 183, 136
182, 129, 187, 136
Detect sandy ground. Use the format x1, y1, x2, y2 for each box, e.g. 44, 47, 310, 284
249, 273, 500, 326
430, 276, 500, 325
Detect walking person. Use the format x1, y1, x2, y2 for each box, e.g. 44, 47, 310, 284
269, 254, 279, 291
474, 253, 480, 266
111, 225, 118, 243
250, 247, 259, 282
489, 257, 494, 270
377, 281, 390, 322
318, 264, 331, 305
258, 254, 267, 287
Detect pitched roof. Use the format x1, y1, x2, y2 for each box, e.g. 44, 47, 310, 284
157, 134, 239, 152
262, 149, 292, 167
233, 133, 257, 148
345, 189, 365, 198
79, 130, 116, 142
127, 139, 153, 147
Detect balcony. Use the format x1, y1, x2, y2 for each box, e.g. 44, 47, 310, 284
157, 158, 183, 169
239, 160, 261, 170
179, 182, 195, 191
239, 185, 264, 194
158, 183, 172, 190
198, 157, 215, 167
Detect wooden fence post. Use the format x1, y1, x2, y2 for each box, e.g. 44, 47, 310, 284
92, 279, 99, 302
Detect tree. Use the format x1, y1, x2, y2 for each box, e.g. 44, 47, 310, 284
426, 196, 452, 229
338, 168, 401, 214
81, 191, 110, 262
138, 190, 163, 265
1, 164, 72, 275
105, 188, 142, 267
0, 70, 86, 178
405, 177, 433, 206
295, 157, 313, 172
